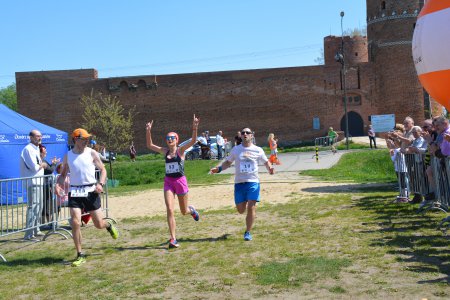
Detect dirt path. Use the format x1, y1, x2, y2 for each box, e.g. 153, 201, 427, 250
108, 172, 348, 220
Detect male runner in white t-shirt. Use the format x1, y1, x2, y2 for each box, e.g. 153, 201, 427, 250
210, 127, 274, 241
57, 128, 119, 267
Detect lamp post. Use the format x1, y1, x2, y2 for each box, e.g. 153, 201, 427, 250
335, 11, 350, 150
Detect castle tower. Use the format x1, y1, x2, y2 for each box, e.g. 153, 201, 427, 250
366, 0, 427, 123
324, 35, 368, 67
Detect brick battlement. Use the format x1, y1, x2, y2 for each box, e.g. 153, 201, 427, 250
15, 0, 442, 153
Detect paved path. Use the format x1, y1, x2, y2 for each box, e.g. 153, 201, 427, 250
221, 150, 349, 174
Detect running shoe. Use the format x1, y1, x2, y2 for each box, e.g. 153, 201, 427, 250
189, 205, 199, 221
169, 238, 179, 249
71, 254, 86, 267
395, 197, 410, 203
244, 231, 252, 241
106, 220, 119, 239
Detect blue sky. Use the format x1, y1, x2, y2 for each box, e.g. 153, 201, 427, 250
0, 1, 366, 89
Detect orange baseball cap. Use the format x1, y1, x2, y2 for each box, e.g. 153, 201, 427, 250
71, 128, 92, 139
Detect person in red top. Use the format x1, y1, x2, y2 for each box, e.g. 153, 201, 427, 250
145, 115, 200, 249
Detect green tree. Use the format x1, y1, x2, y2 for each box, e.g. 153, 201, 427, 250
314, 48, 324, 65
343, 26, 367, 37
0, 83, 17, 111
80, 91, 136, 179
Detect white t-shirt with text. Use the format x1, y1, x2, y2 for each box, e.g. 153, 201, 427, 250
226, 144, 268, 183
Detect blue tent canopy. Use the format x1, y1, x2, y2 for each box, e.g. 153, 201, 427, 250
0, 104, 69, 204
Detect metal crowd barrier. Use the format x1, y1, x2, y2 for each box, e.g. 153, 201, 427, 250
393, 152, 450, 215
314, 136, 337, 148
0, 171, 112, 262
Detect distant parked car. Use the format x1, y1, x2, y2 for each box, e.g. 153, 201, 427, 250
179, 136, 218, 160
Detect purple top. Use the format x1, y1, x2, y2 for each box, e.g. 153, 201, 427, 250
439, 127, 450, 156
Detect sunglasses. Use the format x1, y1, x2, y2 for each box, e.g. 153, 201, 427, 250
76, 137, 90, 141
166, 136, 177, 141
241, 131, 252, 135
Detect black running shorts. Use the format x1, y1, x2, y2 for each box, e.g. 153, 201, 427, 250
68, 192, 101, 212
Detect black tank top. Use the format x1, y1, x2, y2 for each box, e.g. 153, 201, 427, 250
165, 149, 185, 178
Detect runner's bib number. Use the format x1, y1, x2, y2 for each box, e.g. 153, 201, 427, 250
240, 161, 256, 173
166, 162, 180, 174
70, 187, 89, 198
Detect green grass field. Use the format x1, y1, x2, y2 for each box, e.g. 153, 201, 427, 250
1, 150, 449, 299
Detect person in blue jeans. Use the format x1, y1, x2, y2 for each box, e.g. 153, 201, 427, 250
210, 127, 274, 241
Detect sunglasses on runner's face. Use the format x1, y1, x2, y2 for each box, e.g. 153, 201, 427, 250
241, 131, 252, 135
166, 136, 177, 141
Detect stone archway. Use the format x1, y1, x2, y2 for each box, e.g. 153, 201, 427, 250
340, 111, 364, 137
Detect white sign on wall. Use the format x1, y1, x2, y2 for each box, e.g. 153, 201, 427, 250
371, 114, 395, 133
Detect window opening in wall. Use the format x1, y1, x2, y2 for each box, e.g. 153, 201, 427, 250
343, 95, 362, 105
313, 116, 320, 130
381, 1, 386, 10
355, 52, 358, 56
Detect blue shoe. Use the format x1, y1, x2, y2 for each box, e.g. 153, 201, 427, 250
244, 231, 252, 241
189, 205, 199, 221
169, 238, 179, 249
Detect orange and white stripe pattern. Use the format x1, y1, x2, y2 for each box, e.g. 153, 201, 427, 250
412, 0, 450, 109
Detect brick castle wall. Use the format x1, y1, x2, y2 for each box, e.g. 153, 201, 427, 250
15, 0, 439, 152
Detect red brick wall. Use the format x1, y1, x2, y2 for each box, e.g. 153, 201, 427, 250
17, 65, 371, 151
15, 0, 439, 152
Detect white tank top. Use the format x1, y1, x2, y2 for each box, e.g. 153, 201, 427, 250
67, 148, 97, 186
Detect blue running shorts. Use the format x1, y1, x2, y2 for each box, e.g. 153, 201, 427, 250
234, 182, 260, 205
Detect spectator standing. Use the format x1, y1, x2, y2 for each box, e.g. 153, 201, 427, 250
129, 141, 137, 162
391, 116, 415, 151
436, 116, 450, 157
404, 126, 427, 154
197, 132, 209, 159
205, 130, 211, 144
20, 130, 47, 240
56, 128, 119, 267
39, 144, 60, 224
145, 115, 200, 249
386, 126, 410, 202
55, 163, 69, 216
210, 128, 274, 241
234, 131, 242, 146
216, 131, 225, 160
368, 125, 377, 149
268, 133, 281, 165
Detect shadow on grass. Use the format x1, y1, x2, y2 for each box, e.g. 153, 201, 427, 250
0, 256, 63, 267
110, 234, 231, 252
354, 193, 450, 283
301, 183, 396, 194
